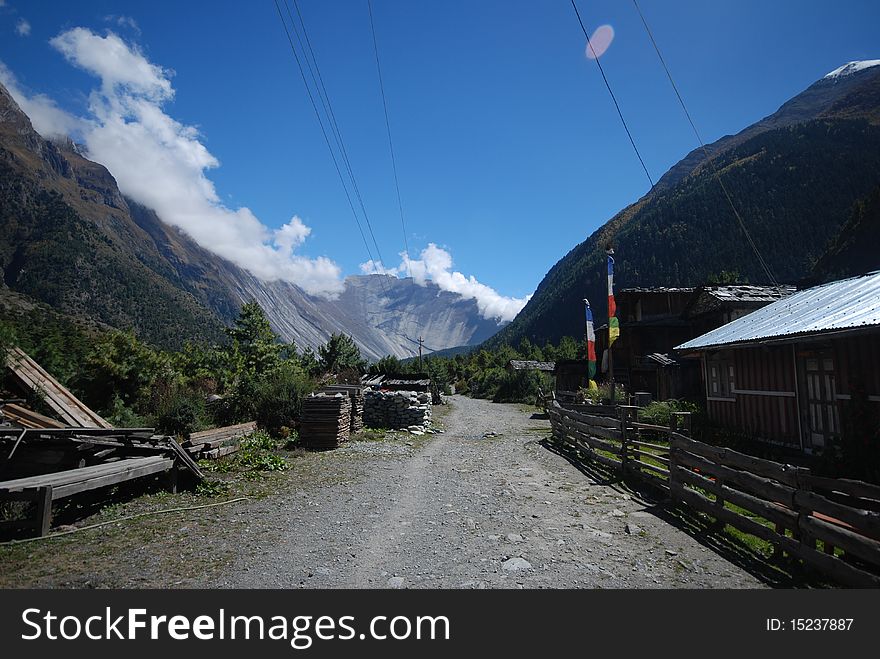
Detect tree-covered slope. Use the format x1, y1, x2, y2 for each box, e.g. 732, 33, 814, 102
814, 183, 880, 280
488, 65, 880, 347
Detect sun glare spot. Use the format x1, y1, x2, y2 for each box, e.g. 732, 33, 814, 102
585, 24, 614, 60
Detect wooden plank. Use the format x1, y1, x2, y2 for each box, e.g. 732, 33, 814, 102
567, 428, 621, 455
794, 490, 880, 540
631, 422, 678, 433
165, 436, 204, 481
799, 515, 880, 569
672, 464, 798, 528
201, 444, 240, 459
1, 403, 64, 429
672, 448, 797, 506
801, 474, 880, 503
32, 485, 51, 536
5, 348, 111, 429
671, 435, 802, 487
186, 421, 257, 447
629, 448, 670, 465
0, 456, 171, 490
561, 417, 623, 442
558, 408, 621, 429
52, 458, 174, 498
628, 438, 670, 452
628, 458, 669, 477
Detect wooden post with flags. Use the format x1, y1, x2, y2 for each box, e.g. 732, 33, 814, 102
606, 247, 619, 403
583, 298, 597, 391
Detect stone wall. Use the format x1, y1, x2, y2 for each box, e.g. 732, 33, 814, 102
364, 390, 432, 431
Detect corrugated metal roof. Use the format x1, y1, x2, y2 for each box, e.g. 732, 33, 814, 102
618, 287, 695, 295
703, 285, 796, 304
508, 360, 556, 371
677, 272, 880, 350
645, 352, 677, 366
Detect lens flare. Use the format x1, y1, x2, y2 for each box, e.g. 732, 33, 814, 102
585, 24, 614, 60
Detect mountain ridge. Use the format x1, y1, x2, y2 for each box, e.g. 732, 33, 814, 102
0, 82, 501, 359
488, 62, 880, 348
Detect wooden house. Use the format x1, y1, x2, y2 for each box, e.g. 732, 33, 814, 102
676, 272, 880, 453
613, 285, 793, 401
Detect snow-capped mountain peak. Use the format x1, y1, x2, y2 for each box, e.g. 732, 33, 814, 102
824, 60, 880, 80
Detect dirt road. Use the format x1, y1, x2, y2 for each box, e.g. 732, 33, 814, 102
212, 396, 764, 589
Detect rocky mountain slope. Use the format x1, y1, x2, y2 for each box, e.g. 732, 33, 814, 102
488, 61, 880, 347
0, 82, 501, 359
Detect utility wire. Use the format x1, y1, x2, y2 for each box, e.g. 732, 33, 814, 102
272, 0, 378, 275
367, 0, 413, 280
0, 498, 250, 546
630, 0, 778, 285
570, 0, 654, 189
288, 0, 389, 276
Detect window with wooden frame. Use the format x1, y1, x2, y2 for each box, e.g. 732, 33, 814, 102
707, 354, 735, 398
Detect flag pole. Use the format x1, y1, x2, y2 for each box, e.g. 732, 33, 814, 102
606, 247, 616, 404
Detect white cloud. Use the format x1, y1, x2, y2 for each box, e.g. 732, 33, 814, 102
15, 18, 30, 37
359, 259, 399, 276
361, 244, 530, 322
104, 15, 141, 34
0, 62, 88, 138
2, 27, 527, 312
9, 27, 343, 297
50, 28, 172, 101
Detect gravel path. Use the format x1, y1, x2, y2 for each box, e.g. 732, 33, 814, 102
212, 396, 764, 589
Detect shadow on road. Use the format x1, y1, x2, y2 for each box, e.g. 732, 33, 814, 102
539, 437, 824, 589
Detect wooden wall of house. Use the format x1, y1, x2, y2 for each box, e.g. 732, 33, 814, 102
834, 333, 880, 399
704, 345, 800, 447
833, 333, 880, 435
703, 332, 880, 451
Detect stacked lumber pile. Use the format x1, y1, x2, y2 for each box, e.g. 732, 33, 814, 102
301, 393, 351, 450
0, 401, 64, 429
5, 348, 111, 428
183, 421, 257, 459
320, 385, 364, 433
0, 348, 206, 538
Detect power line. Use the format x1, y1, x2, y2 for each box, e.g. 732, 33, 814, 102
569, 0, 654, 189
272, 0, 378, 276
367, 0, 412, 280
288, 0, 389, 275
630, 0, 778, 286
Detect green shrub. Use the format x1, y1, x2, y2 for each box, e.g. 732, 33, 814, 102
493, 370, 553, 404
228, 362, 314, 436
105, 395, 145, 428
639, 399, 701, 426
236, 431, 289, 472
148, 381, 209, 437
578, 382, 627, 404
467, 366, 507, 399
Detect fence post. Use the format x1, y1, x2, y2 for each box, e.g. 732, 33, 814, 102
618, 405, 638, 476
672, 411, 692, 437
794, 469, 813, 560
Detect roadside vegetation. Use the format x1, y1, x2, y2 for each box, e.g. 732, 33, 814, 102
0, 302, 364, 439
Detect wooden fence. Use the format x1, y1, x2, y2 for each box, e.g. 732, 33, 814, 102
547, 402, 880, 587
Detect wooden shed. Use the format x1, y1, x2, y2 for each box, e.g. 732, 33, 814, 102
676, 272, 880, 453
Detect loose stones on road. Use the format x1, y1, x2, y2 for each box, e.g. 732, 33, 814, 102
501, 557, 532, 572
387, 576, 405, 589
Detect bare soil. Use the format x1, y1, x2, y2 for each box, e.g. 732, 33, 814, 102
0, 396, 766, 588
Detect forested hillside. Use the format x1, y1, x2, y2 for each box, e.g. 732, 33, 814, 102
489, 65, 880, 347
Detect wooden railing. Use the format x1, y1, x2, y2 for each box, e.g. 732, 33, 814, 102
547, 401, 880, 587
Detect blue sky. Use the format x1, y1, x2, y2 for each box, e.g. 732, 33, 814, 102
1, 1, 878, 318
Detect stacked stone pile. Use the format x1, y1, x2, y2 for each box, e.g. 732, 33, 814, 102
364, 390, 432, 432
